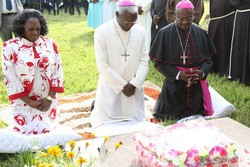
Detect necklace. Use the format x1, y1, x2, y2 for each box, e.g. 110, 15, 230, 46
175, 23, 191, 65
113, 20, 131, 61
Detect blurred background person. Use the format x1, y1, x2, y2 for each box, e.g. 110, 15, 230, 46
87, 0, 104, 29
50, 0, 61, 15
63, 0, 69, 13
0, 0, 24, 42
69, 0, 81, 15
82, 0, 89, 15
150, 0, 168, 46
228, 0, 250, 86
135, 0, 152, 53
103, 0, 119, 23
208, 0, 235, 76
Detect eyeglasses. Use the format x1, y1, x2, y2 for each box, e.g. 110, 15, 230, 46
175, 16, 193, 22
120, 16, 136, 25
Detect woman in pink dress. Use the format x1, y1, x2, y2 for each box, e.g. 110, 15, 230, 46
2, 9, 64, 135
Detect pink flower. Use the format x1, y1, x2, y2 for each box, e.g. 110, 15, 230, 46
208, 145, 227, 160
184, 148, 200, 167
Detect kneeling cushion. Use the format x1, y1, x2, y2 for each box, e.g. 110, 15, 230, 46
0, 125, 82, 153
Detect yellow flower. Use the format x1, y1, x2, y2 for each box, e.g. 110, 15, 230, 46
47, 146, 62, 157
48, 164, 54, 167
39, 152, 48, 157
85, 141, 90, 148
90, 133, 96, 138
66, 151, 75, 159
115, 141, 123, 151
47, 147, 54, 156
35, 159, 40, 166
103, 136, 110, 143
77, 157, 87, 165
54, 147, 62, 157
68, 141, 76, 149
39, 164, 47, 167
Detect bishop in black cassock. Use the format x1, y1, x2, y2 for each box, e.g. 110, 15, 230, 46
149, 0, 216, 121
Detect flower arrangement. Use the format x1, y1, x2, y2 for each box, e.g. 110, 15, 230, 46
132, 119, 240, 167
133, 142, 238, 167
26, 133, 123, 167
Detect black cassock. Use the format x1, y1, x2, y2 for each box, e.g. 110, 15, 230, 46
229, 0, 250, 86
208, 0, 235, 76
150, 0, 168, 46
149, 23, 216, 120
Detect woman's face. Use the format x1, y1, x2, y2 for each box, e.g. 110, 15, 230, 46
23, 17, 41, 42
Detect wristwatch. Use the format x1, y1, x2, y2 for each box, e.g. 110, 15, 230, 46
46, 95, 55, 101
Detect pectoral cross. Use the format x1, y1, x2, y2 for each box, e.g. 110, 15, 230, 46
122, 51, 130, 62
181, 52, 188, 65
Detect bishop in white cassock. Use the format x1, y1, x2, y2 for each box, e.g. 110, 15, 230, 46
90, 0, 149, 127
135, 0, 152, 53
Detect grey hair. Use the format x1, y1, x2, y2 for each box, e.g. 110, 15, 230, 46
117, 6, 137, 15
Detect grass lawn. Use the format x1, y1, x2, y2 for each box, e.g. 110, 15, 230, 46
0, 2, 250, 165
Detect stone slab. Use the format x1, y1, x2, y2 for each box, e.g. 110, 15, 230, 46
100, 117, 250, 167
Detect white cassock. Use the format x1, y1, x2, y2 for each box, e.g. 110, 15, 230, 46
103, 0, 119, 23
90, 18, 149, 127
135, 0, 152, 53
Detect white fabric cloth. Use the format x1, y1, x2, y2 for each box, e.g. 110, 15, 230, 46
103, 0, 119, 23
135, 0, 152, 53
178, 86, 236, 122
2, 37, 64, 134
90, 19, 149, 127
93, 120, 161, 137
0, 125, 82, 153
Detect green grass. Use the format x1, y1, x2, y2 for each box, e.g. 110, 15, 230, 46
0, 119, 7, 128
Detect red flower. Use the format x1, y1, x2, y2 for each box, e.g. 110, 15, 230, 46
206, 162, 213, 167
230, 157, 238, 164
220, 148, 227, 156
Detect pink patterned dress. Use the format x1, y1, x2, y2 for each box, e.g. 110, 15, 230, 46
2, 36, 64, 135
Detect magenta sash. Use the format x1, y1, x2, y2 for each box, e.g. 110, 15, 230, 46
177, 67, 214, 116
